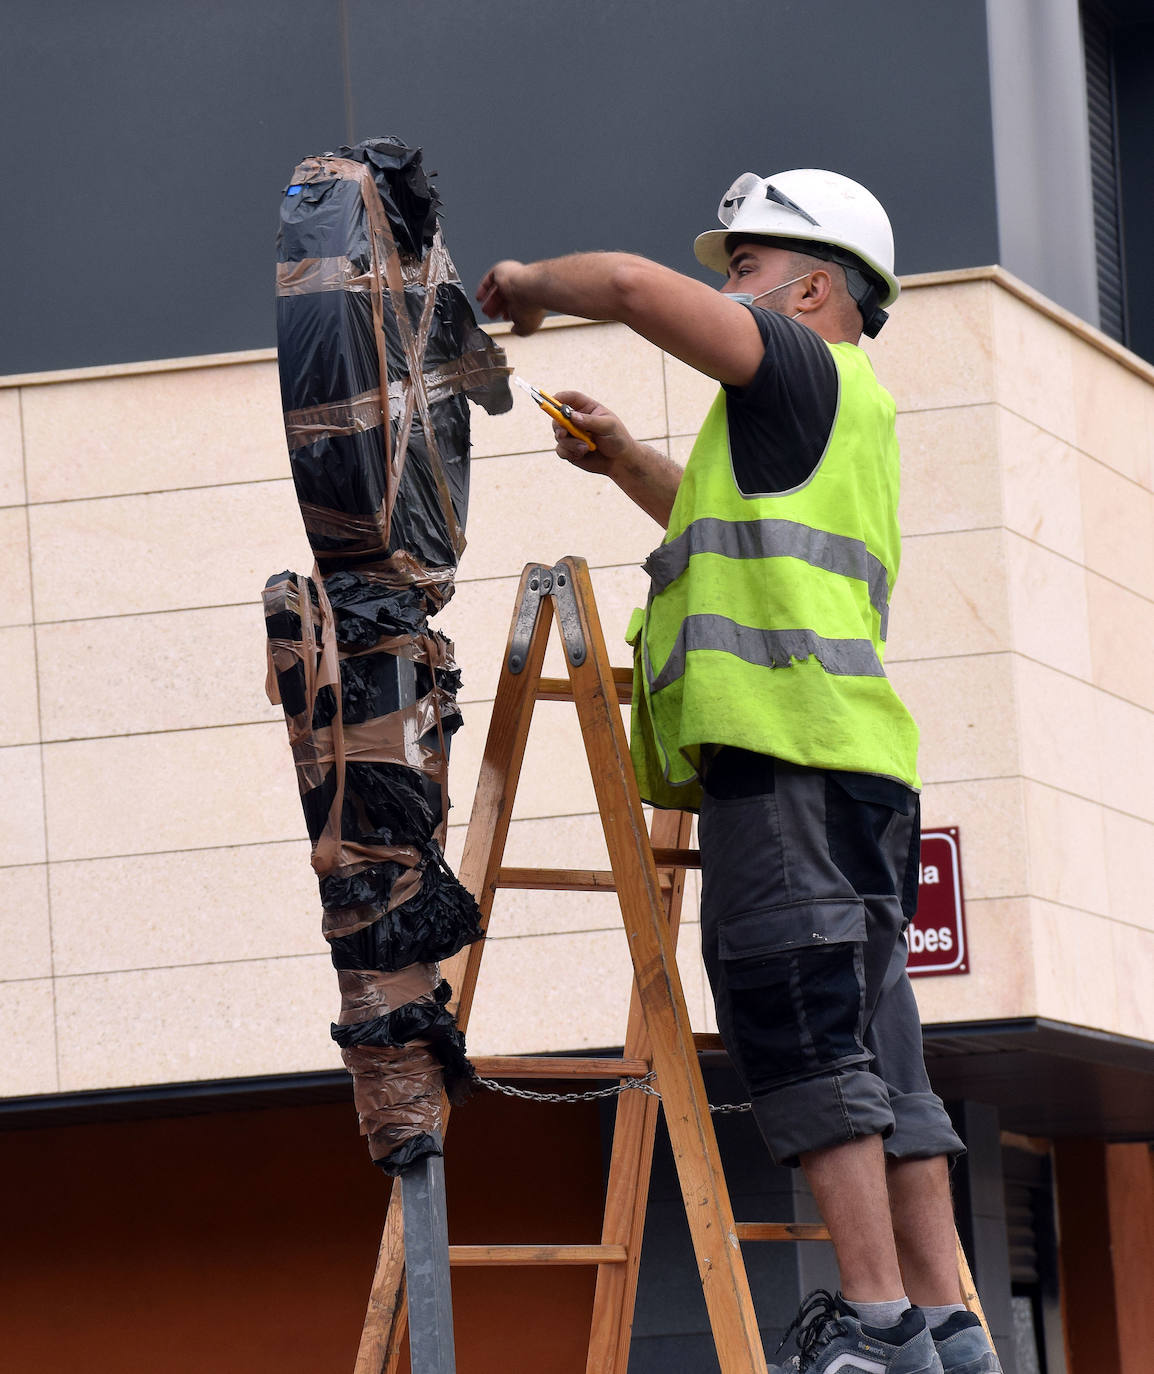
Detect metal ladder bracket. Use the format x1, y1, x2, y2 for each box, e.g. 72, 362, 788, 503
550, 561, 586, 666
507, 565, 552, 674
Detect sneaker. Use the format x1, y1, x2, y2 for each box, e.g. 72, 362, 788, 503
769, 1290, 943, 1373
931, 1310, 1003, 1373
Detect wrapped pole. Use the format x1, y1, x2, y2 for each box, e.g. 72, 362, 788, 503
265, 136, 511, 1175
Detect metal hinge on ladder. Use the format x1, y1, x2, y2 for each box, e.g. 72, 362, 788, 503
507, 561, 585, 673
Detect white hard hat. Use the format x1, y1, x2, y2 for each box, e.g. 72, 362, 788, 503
694, 169, 900, 311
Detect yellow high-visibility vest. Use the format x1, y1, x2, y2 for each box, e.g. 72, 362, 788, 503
628, 341, 920, 810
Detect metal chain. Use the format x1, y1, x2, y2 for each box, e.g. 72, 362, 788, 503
475, 1072, 661, 1105
475, 1072, 752, 1114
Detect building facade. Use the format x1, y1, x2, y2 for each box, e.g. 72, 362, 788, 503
3, 3, 1153, 1372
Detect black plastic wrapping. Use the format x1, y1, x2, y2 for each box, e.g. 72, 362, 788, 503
327, 852, 484, 970
276, 135, 511, 583
266, 137, 509, 1175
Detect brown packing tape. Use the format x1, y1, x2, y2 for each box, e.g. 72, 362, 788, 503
265, 587, 458, 675
328, 552, 456, 607
283, 389, 384, 451
293, 571, 348, 877
283, 348, 512, 455
341, 626, 457, 666
274, 692, 451, 809
306, 689, 453, 770
262, 575, 342, 708
365, 1121, 436, 1162
264, 573, 457, 878
343, 1042, 444, 1155
318, 855, 426, 940
336, 964, 439, 1024
348, 160, 399, 552
288, 156, 358, 187
385, 861, 427, 913
340, 160, 464, 561
321, 838, 424, 876
429, 345, 513, 400
275, 256, 374, 295
342, 1039, 442, 1090
286, 729, 333, 797
297, 500, 391, 553
321, 903, 383, 941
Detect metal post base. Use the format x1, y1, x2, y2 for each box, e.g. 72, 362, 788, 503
400, 1135, 456, 1374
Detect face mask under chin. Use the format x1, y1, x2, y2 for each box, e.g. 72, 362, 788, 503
725, 270, 809, 309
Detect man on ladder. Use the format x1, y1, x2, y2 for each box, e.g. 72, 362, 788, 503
476, 169, 1001, 1374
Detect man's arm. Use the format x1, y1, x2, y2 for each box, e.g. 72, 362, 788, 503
549, 390, 682, 527
476, 252, 764, 387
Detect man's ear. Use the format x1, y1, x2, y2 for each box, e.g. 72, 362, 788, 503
796, 267, 833, 312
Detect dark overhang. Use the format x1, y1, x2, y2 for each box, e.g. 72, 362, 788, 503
0, 1069, 353, 1132
2, 1018, 1152, 1142
922, 1017, 1154, 1141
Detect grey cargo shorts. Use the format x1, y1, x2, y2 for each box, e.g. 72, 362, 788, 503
698, 748, 964, 1168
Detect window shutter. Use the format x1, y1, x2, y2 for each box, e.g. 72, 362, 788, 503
1082, 4, 1129, 344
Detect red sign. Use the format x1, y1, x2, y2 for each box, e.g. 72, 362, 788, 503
907, 828, 968, 977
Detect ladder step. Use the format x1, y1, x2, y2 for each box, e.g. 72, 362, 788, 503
471, 1055, 651, 1080
651, 847, 701, 869
448, 1244, 628, 1266
537, 669, 633, 703
498, 866, 628, 892
735, 1222, 831, 1243
497, 850, 699, 892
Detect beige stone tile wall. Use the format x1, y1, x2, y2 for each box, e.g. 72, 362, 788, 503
4, 268, 1154, 1100
876, 275, 1154, 1039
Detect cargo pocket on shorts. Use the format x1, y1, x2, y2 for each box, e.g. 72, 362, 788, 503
717, 898, 870, 1094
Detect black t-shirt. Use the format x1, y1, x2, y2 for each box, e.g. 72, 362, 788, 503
721, 305, 839, 495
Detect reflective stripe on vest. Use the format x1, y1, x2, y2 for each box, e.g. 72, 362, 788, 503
646, 614, 884, 694
643, 515, 891, 641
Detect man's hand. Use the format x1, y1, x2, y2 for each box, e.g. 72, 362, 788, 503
476, 260, 547, 337
548, 389, 683, 527
550, 391, 633, 477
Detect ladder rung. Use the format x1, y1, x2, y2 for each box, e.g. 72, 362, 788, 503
735, 1222, 832, 1243
448, 1244, 628, 1266
536, 668, 634, 703
498, 866, 626, 892
471, 1055, 651, 1080
651, 847, 700, 869
497, 851, 698, 893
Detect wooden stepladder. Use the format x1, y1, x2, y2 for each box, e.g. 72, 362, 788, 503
354, 554, 768, 1374
353, 555, 989, 1374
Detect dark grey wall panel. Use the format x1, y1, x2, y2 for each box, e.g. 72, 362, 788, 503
345, 0, 998, 302
3, 0, 998, 375
3, 0, 347, 375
